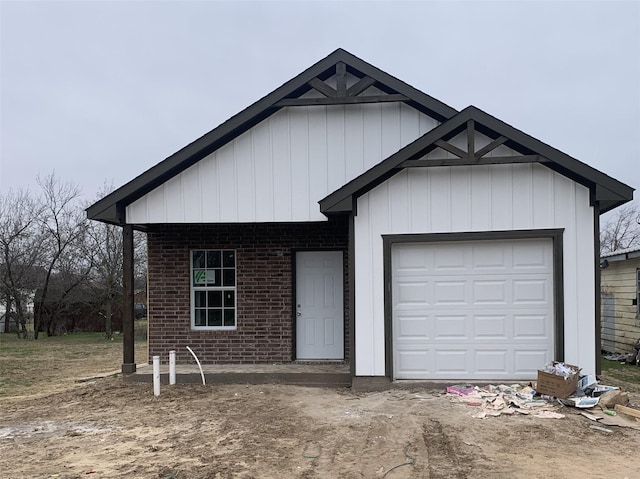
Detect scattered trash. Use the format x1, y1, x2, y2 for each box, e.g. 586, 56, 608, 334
303, 440, 322, 459
603, 352, 636, 363
614, 404, 640, 420
443, 360, 640, 428
536, 362, 581, 398
532, 410, 565, 419
597, 389, 629, 409
445, 384, 475, 396
560, 397, 599, 408
444, 383, 563, 419
589, 425, 613, 433
589, 385, 618, 397
580, 411, 600, 422
577, 375, 597, 391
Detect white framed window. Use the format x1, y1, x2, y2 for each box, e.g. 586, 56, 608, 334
190, 250, 236, 330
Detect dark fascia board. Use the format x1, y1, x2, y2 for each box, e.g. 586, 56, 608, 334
86, 48, 458, 225
320, 105, 634, 215
602, 248, 640, 262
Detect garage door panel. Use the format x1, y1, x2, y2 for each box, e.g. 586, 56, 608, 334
473, 350, 509, 375
434, 350, 468, 374
395, 279, 431, 304
514, 350, 549, 375
395, 346, 550, 380
513, 241, 551, 271
433, 246, 467, 271
433, 281, 467, 304
513, 313, 550, 338
471, 243, 507, 270
392, 239, 554, 380
396, 312, 431, 339
396, 349, 431, 376
513, 279, 550, 304
434, 314, 469, 339
395, 244, 433, 271
472, 279, 508, 304
473, 314, 508, 339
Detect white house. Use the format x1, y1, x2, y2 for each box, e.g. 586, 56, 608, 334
87, 49, 634, 385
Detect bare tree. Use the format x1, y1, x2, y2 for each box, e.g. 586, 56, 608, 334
85, 185, 147, 339
86, 218, 123, 339
600, 202, 640, 255
0, 189, 46, 337
32, 173, 87, 339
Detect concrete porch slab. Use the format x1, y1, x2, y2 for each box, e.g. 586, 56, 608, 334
125, 362, 352, 388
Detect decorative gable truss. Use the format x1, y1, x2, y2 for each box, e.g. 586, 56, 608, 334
402, 119, 545, 167
276, 61, 409, 107
86, 49, 457, 226
320, 106, 633, 215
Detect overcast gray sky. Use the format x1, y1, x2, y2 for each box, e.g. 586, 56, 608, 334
1, 0, 639, 209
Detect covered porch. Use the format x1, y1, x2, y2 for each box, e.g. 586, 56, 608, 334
124, 362, 352, 387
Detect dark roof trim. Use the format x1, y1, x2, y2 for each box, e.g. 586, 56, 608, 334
86, 48, 458, 225
320, 106, 634, 215
601, 246, 640, 261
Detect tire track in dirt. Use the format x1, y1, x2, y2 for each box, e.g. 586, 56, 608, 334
422, 419, 473, 479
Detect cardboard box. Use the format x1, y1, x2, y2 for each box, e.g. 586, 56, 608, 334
536, 363, 581, 398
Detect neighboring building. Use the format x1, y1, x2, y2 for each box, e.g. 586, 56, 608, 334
601, 246, 640, 354
87, 49, 634, 384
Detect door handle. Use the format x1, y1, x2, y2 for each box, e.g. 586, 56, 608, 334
297, 311, 302, 316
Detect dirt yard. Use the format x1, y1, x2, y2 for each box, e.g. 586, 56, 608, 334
1, 373, 640, 479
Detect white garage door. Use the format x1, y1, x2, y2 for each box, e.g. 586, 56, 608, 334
392, 238, 554, 380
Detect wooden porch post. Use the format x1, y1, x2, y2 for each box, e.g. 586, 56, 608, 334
122, 224, 136, 373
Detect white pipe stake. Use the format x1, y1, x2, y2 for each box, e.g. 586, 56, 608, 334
169, 350, 176, 385
152, 355, 160, 396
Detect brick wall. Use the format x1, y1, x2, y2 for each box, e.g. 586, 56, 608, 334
146, 218, 349, 364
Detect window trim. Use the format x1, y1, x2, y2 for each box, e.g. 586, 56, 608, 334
190, 249, 237, 331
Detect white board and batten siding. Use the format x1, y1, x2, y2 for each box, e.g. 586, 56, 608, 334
354, 162, 595, 377
126, 103, 439, 224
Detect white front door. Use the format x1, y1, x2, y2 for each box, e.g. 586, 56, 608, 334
296, 251, 344, 360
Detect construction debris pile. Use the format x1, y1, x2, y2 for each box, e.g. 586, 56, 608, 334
445, 383, 566, 419
444, 361, 640, 430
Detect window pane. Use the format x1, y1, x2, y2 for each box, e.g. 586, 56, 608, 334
207, 251, 221, 268
224, 290, 235, 307
193, 270, 206, 286
208, 290, 222, 307
192, 251, 205, 269
206, 269, 221, 286
223, 269, 235, 286
223, 250, 235, 268
194, 309, 206, 326
194, 291, 207, 308
209, 309, 222, 327
224, 309, 235, 327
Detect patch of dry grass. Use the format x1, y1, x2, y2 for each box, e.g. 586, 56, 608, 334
0, 324, 148, 398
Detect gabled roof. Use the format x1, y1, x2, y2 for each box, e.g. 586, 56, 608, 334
320, 106, 634, 215
86, 48, 458, 225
